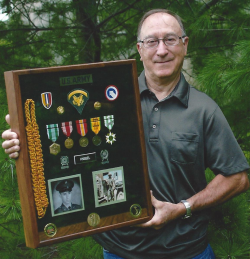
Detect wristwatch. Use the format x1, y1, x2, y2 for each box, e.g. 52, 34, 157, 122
180, 200, 192, 219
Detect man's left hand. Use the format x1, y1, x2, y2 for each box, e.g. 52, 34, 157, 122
136, 191, 185, 230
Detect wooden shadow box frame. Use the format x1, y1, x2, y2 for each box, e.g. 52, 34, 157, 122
4, 59, 153, 248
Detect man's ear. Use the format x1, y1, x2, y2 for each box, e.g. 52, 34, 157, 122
137, 43, 142, 61
183, 37, 189, 56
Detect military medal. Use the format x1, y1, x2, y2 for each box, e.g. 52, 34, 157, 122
67, 89, 89, 114
87, 213, 100, 227
44, 223, 57, 237
90, 117, 102, 146
41, 92, 52, 109
46, 124, 61, 155
61, 121, 74, 149
104, 115, 116, 145
130, 204, 142, 217
76, 119, 89, 147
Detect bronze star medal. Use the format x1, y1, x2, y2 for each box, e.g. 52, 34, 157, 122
90, 117, 102, 146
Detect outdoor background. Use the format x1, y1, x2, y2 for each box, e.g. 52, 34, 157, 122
0, 0, 249, 258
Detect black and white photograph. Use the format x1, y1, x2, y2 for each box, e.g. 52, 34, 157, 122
48, 174, 84, 217
92, 166, 126, 207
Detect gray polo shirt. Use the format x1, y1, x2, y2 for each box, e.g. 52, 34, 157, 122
93, 71, 249, 259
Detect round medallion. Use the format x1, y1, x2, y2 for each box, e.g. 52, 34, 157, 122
57, 106, 65, 114
79, 136, 89, 147
94, 101, 101, 110
44, 223, 57, 237
130, 204, 142, 217
65, 138, 74, 149
87, 213, 100, 227
92, 135, 102, 146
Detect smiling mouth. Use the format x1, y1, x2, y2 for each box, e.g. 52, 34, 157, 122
155, 60, 172, 63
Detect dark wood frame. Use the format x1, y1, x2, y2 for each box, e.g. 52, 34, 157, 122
4, 59, 153, 248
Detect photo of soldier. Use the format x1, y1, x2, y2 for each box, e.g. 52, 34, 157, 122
93, 167, 126, 207
48, 174, 84, 216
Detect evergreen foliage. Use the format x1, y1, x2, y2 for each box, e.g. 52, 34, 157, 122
0, 0, 250, 258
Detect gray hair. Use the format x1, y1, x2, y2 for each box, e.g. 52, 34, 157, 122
137, 9, 186, 40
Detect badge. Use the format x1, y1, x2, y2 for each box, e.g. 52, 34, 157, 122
100, 150, 109, 164
130, 204, 142, 217
44, 223, 57, 237
74, 152, 96, 164
61, 121, 74, 149
90, 117, 102, 146
76, 119, 88, 147
41, 92, 52, 109
105, 85, 119, 101
57, 106, 65, 114
87, 213, 100, 227
67, 89, 89, 114
61, 156, 69, 169
46, 124, 61, 155
94, 101, 101, 110
106, 132, 116, 145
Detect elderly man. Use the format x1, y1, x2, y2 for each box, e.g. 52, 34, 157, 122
2, 9, 249, 259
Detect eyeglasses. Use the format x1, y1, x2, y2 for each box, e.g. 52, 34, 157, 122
138, 34, 186, 48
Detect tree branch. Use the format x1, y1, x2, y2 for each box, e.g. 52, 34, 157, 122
96, 0, 141, 29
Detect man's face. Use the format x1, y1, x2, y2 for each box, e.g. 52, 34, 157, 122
137, 13, 189, 82
60, 191, 72, 207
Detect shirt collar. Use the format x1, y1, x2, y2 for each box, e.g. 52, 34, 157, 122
138, 70, 189, 107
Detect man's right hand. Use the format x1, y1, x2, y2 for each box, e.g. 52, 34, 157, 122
1, 114, 20, 158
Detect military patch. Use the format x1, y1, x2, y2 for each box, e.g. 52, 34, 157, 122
105, 85, 119, 101
67, 89, 89, 114
61, 156, 69, 169
41, 92, 52, 109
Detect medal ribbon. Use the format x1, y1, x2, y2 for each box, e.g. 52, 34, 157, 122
61, 121, 73, 137
104, 115, 114, 131
76, 119, 88, 136
90, 117, 101, 135
46, 124, 59, 142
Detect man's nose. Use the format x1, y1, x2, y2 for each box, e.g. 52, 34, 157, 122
156, 40, 169, 56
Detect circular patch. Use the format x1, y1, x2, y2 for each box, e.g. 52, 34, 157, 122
130, 204, 142, 217
44, 223, 57, 237
105, 85, 119, 101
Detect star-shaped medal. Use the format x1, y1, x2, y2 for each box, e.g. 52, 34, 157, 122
106, 132, 116, 145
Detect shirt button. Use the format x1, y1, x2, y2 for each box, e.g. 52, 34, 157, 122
152, 124, 156, 129
154, 107, 158, 111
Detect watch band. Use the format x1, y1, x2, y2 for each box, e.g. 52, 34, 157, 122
180, 200, 192, 219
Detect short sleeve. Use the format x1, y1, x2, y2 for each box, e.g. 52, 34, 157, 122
205, 106, 249, 175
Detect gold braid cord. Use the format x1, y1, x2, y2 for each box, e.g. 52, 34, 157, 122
25, 99, 49, 219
